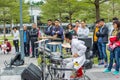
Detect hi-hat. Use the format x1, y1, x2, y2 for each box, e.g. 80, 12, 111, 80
47, 42, 62, 45
39, 36, 61, 40
34, 39, 48, 43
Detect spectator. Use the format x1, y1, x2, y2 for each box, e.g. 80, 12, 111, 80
1, 38, 11, 54
12, 27, 19, 53
44, 19, 53, 36
104, 21, 120, 75
37, 26, 42, 38
1, 41, 7, 54
23, 25, 30, 57
73, 20, 81, 35
109, 17, 119, 35
44, 19, 53, 49
92, 21, 100, 63
51, 19, 64, 52
96, 19, 109, 67
77, 21, 89, 38
111, 21, 120, 36
30, 23, 39, 58
66, 23, 76, 35
65, 23, 75, 54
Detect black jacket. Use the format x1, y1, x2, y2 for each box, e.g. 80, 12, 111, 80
30, 28, 39, 42
96, 25, 108, 43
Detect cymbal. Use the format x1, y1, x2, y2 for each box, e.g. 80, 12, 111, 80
62, 44, 71, 48
34, 39, 48, 43
47, 42, 62, 45
39, 36, 61, 40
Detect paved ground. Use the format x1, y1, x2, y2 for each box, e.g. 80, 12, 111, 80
0, 48, 120, 80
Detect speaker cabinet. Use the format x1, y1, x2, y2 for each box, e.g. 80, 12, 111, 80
21, 63, 42, 80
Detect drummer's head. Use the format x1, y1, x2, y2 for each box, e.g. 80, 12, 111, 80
54, 19, 60, 27
65, 32, 72, 43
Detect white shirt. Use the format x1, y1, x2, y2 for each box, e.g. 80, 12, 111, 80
77, 27, 90, 38
71, 39, 86, 57
71, 39, 87, 68
12, 30, 19, 40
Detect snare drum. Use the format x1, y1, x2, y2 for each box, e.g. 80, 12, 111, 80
50, 52, 62, 64
50, 57, 62, 65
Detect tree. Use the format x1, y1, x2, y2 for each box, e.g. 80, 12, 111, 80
0, 0, 30, 39
84, 0, 110, 20
41, 0, 89, 23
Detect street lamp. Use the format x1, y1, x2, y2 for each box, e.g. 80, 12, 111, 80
30, 0, 33, 23
19, 0, 24, 60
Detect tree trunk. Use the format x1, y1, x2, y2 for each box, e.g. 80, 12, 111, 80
69, 13, 72, 23
10, 19, 13, 34
95, 0, 100, 20
59, 12, 62, 21
112, 0, 115, 17
3, 20, 6, 39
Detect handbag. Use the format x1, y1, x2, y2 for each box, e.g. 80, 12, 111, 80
107, 43, 117, 51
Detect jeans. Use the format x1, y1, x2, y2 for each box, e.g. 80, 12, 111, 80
108, 47, 120, 71
51, 44, 62, 53
31, 41, 38, 57
97, 42, 108, 63
24, 42, 30, 56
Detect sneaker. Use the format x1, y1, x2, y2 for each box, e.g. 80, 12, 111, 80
113, 63, 116, 69
98, 62, 104, 65
103, 69, 111, 73
113, 71, 119, 75
104, 64, 108, 68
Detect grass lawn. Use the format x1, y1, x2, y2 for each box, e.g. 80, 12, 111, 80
0, 35, 13, 40
0, 35, 16, 46
93, 49, 110, 64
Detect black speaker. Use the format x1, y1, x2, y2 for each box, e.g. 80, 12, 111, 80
10, 53, 24, 67
21, 63, 42, 80
83, 60, 93, 69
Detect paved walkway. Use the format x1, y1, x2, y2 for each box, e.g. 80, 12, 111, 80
0, 48, 120, 80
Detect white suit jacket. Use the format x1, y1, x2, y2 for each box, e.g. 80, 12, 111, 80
71, 39, 87, 69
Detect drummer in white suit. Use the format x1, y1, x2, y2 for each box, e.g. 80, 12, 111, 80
64, 32, 87, 79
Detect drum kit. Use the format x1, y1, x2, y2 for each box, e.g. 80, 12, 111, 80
34, 36, 71, 80
35, 36, 92, 80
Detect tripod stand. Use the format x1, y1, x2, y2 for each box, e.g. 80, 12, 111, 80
37, 39, 52, 80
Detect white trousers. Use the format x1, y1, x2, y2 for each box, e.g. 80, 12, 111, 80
63, 56, 85, 80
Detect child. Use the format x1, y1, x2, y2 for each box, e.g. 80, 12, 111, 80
1, 41, 7, 54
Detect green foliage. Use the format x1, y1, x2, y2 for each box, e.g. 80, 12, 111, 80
0, 0, 30, 24
40, 0, 97, 23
